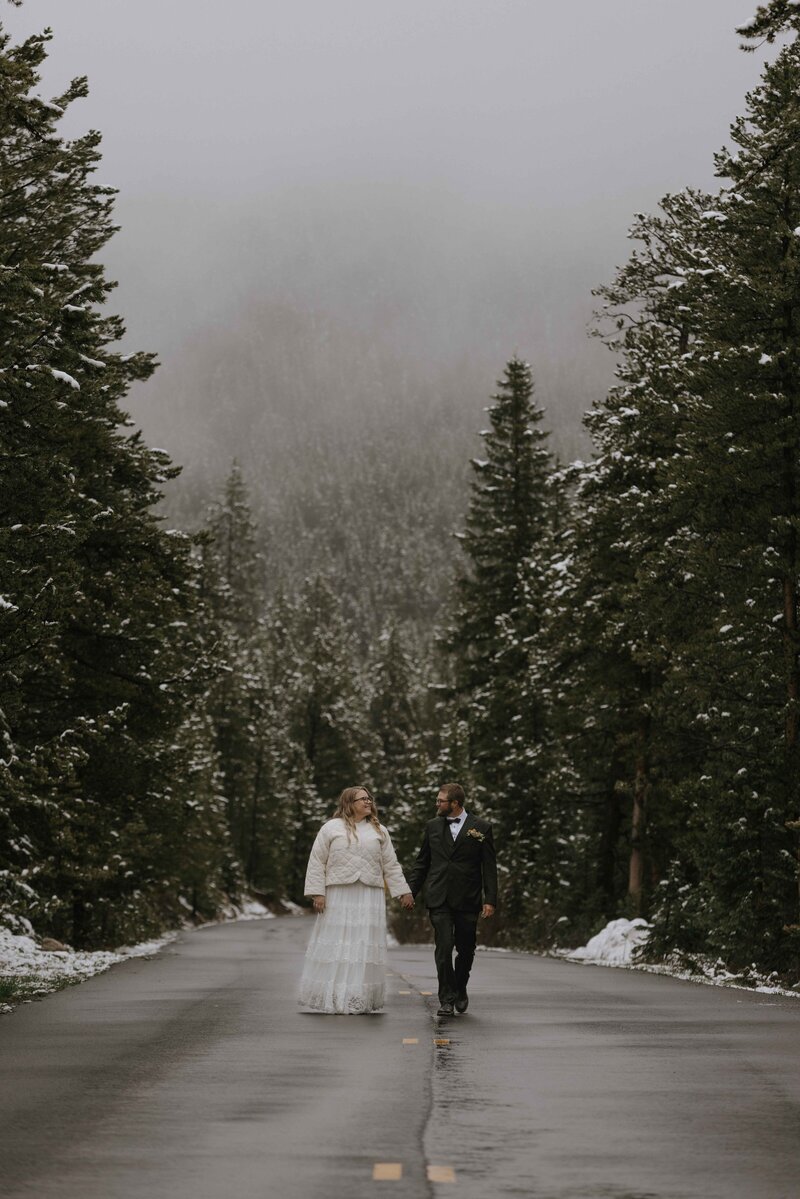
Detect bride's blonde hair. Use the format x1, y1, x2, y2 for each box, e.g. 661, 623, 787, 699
334, 785, 385, 844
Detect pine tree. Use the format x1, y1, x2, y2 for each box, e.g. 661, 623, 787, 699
574, 192, 709, 922
452, 359, 553, 692
646, 42, 800, 971
367, 622, 425, 814
201, 462, 268, 873
291, 575, 373, 800
203, 460, 265, 639
265, 576, 374, 898
738, 2, 800, 46
0, 24, 221, 946
447, 357, 556, 912
362, 621, 435, 941
575, 40, 800, 973
519, 179, 731, 946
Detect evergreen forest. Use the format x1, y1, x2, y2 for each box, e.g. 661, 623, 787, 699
2, 2, 800, 982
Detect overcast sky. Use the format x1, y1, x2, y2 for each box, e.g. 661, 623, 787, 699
3, 0, 776, 461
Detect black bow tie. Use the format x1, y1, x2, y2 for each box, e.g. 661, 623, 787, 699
446, 818, 460, 824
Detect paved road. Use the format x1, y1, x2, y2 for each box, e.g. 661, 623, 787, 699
0, 916, 798, 1199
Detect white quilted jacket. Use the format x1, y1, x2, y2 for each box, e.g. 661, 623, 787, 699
303, 818, 410, 898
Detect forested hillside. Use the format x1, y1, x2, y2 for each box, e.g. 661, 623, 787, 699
137, 287, 602, 642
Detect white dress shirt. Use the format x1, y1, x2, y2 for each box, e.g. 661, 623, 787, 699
447, 809, 468, 840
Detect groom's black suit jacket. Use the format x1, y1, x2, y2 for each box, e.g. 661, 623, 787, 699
407, 813, 498, 913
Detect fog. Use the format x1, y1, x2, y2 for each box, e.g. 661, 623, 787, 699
4, 0, 772, 529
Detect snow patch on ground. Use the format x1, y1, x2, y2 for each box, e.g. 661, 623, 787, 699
560, 918, 800, 998
0, 925, 179, 1015
213, 897, 276, 923
566, 917, 651, 966
0, 897, 279, 1014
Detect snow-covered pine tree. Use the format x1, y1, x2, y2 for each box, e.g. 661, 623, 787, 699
291, 575, 374, 799
364, 621, 434, 941
447, 356, 556, 870
367, 621, 426, 819
569, 186, 720, 929
0, 29, 103, 934
279, 575, 375, 897
200, 462, 270, 873
452, 360, 552, 686
248, 599, 318, 900
647, 42, 800, 972
0, 24, 215, 946
202, 460, 265, 639
586, 39, 800, 974
526, 454, 670, 944
737, 2, 800, 46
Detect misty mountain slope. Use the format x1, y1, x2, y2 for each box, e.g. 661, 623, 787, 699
136, 275, 604, 637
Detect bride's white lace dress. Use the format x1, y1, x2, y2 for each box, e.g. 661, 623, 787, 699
298, 818, 410, 1014
298, 880, 388, 1013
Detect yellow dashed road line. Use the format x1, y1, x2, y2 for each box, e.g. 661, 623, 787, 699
427, 1165, 456, 1182
374, 985, 455, 1184
373, 1163, 403, 1180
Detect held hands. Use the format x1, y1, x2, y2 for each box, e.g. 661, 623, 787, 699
481, 904, 495, 919
315, 894, 413, 912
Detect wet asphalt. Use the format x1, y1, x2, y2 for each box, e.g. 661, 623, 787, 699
0, 915, 798, 1199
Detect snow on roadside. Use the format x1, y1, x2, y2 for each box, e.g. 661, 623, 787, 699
202, 897, 277, 924
0, 897, 277, 1014
560, 918, 800, 998
566, 917, 651, 966
0, 924, 178, 1014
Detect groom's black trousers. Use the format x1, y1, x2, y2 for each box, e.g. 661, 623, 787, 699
429, 905, 479, 1004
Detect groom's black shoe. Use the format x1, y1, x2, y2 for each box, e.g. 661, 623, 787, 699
437, 1002, 454, 1016
454, 992, 469, 1013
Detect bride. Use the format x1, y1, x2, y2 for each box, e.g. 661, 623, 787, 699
298, 785, 414, 1014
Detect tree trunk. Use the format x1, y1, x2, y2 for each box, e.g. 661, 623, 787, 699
783, 572, 798, 748
246, 750, 264, 885
784, 523, 800, 921
628, 725, 650, 914
597, 755, 624, 911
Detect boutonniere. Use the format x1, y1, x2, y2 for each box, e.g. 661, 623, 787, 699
467, 828, 485, 841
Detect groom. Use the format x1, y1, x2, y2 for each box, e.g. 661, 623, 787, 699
407, 783, 497, 1016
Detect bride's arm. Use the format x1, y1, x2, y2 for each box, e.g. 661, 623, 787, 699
304, 823, 332, 901
379, 828, 413, 900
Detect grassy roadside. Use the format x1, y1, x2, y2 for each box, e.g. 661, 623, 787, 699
0, 972, 81, 1011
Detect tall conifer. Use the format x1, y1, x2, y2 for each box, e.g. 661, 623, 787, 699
0, 24, 221, 945
450, 357, 555, 797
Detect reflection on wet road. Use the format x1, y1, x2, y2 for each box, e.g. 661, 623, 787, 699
1, 918, 798, 1199
392, 941, 800, 1199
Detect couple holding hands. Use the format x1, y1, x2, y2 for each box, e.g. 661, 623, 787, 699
298, 782, 497, 1016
